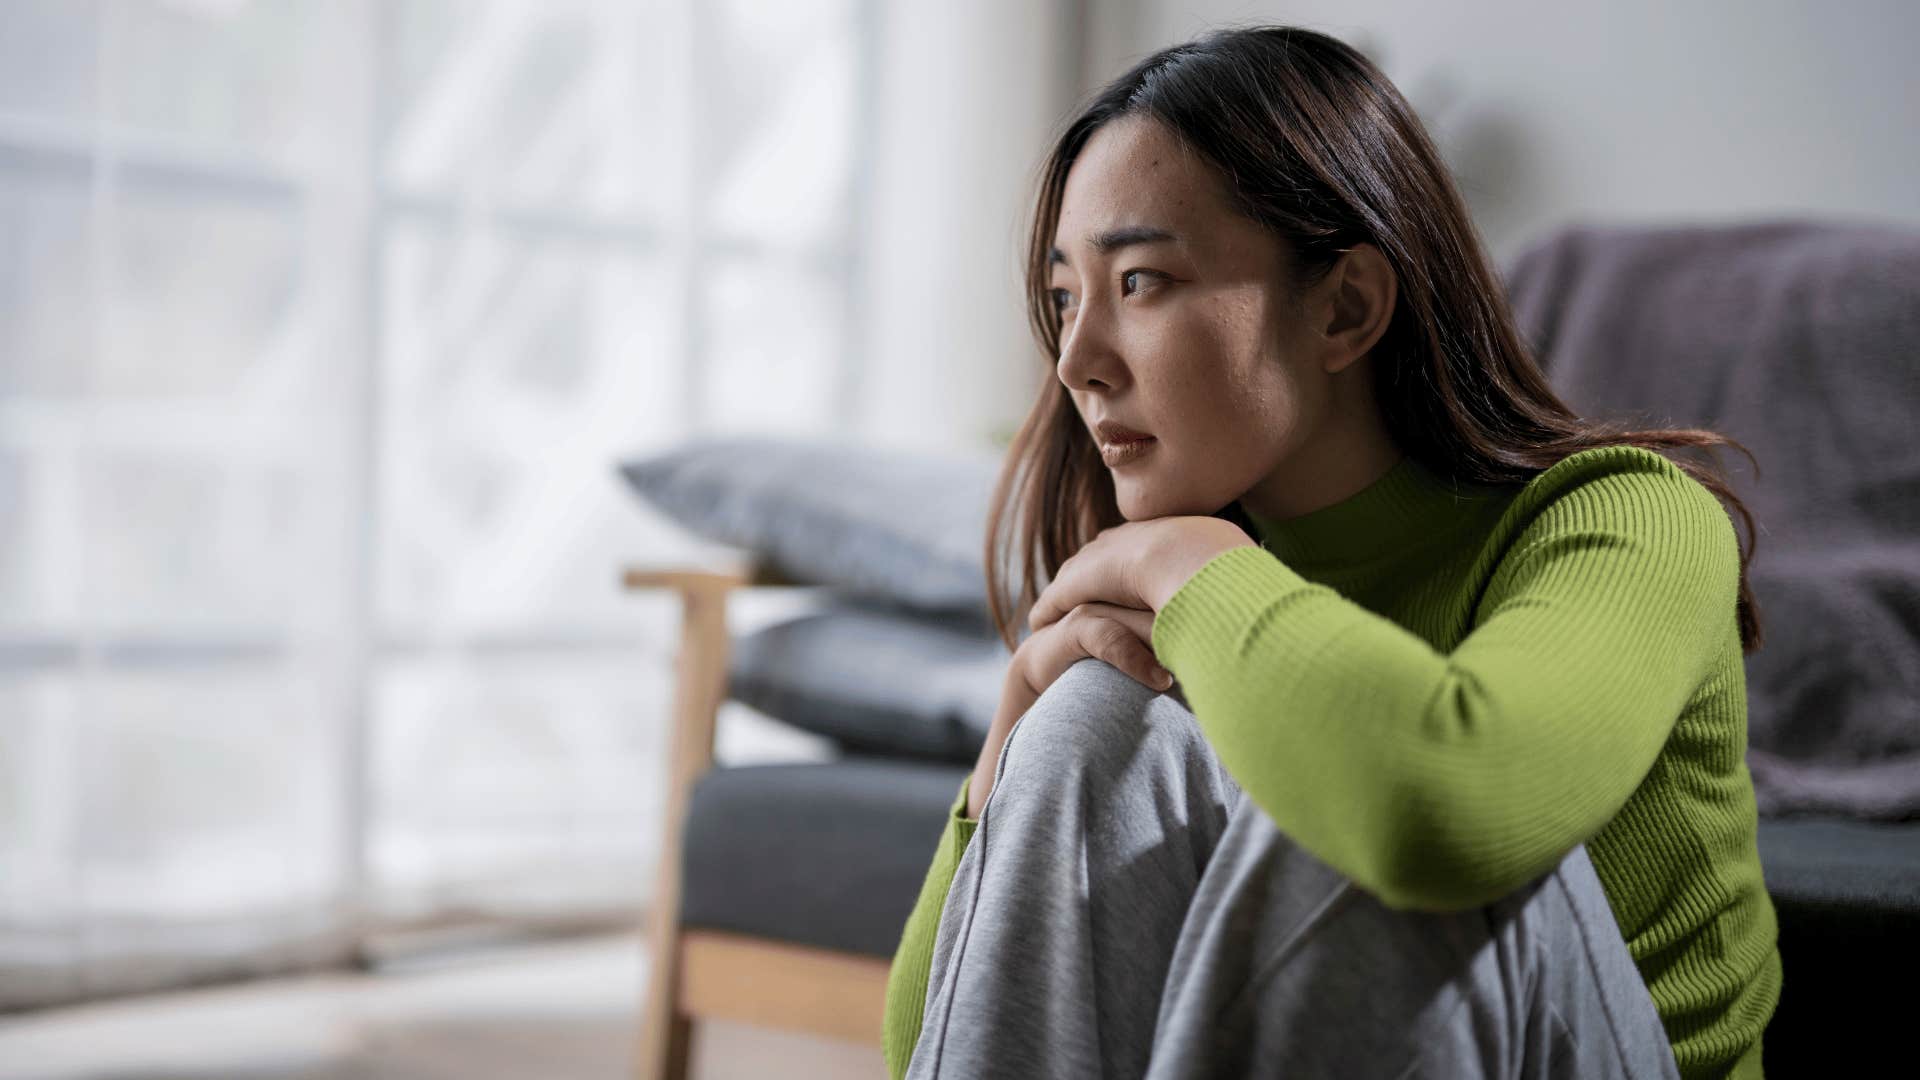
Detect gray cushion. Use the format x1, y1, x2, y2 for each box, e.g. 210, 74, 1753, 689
727, 599, 1004, 763
618, 436, 1003, 613
678, 758, 970, 957
1756, 816, 1920, 914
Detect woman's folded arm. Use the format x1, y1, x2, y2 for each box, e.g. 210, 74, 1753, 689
1149, 456, 1741, 913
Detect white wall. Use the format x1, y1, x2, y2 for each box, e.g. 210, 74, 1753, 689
853, 0, 1081, 453
1080, 0, 1920, 267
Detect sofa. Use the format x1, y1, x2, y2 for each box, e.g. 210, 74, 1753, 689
622, 219, 1920, 1078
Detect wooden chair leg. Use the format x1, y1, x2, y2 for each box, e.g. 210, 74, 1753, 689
638, 922, 692, 1080
631, 573, 738, 1080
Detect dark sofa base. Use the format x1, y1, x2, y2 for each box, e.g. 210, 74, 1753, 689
681, 761, 1920, 1072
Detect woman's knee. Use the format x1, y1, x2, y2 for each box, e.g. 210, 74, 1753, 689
998, 658, 1212, 792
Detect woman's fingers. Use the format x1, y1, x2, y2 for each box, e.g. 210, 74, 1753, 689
975, 602, 1171, 817
1083, 601, 1155, 643
1048, 602, 1173, 692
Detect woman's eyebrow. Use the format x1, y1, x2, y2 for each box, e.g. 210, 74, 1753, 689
1049, 225, 1182, 266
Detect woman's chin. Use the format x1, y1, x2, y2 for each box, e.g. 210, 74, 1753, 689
1116, 473, 1226, 522
1113, 479, 1160, 521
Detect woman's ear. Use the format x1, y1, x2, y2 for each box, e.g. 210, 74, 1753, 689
1318, 243, 1397, 375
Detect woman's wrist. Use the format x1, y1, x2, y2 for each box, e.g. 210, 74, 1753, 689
1140, 518, 1259, 612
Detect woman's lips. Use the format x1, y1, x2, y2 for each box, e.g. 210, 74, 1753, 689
1100, 435, 1157, 468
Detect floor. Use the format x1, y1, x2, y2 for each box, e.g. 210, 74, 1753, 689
0, 933, 889, 1080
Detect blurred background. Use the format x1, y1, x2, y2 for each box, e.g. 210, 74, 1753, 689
0, 0, 1915, 1077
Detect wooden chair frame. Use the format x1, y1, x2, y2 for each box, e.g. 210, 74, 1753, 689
627, 561, 893, 1080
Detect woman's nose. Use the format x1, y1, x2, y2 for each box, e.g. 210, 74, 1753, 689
1056, 313, 1124, 393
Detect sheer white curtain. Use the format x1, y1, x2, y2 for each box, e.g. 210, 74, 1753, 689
0, 0, 1070, 1010
0, 0, 374, 1008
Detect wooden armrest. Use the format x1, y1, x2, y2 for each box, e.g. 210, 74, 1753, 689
622, 557, 810, 593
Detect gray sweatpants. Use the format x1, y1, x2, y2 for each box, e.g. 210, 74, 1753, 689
906, 658, 1680, 1079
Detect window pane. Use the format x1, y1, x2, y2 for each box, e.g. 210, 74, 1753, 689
0, 156, 93, 398
79, 451, 318, 633
75, 666, 344, 920
109, 0, 315, 156
103, 179, 301, 398
0, 673, 81, 1004
377, 217, 688, 633
385, 0, 690, 221
63, 664, 347, 998
0, 673, 76, 925
0, 0, 99, 124
701, 254, 844, 435
708, 0, 858, 250
0, 449, 62, 630
368, 651, 670, 921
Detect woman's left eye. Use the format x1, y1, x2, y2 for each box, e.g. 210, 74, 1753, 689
1121, 269, 1159, 296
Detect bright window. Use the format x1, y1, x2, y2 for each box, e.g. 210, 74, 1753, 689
0, 0, 872, 1005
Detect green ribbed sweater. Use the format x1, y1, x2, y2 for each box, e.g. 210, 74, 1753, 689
882, 444, 1780, 1079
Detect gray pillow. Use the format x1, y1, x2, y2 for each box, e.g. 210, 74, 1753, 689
618, 436, 1003, 613
727, 599, 1008, 762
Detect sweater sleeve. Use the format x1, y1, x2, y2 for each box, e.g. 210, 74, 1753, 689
1148, 449, 1741, 913
882, 776, 977, 1079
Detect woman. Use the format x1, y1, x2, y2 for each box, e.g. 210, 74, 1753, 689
884, 25, 1779, 1080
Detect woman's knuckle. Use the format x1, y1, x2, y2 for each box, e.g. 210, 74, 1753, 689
1098, 619, 1134, 650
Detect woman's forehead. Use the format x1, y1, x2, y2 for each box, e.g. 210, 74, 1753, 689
1055, 118, 1233, 254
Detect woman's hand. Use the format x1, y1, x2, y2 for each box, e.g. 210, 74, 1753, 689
966, 601, 1166, 818
1026, 517, 1256, 635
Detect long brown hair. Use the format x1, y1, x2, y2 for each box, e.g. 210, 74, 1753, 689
985, 25, 1764, 655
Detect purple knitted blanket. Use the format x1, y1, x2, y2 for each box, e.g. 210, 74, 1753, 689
1503, 220, 1920, 820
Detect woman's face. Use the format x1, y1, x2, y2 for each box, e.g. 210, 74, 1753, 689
1048, 114, 1388, 523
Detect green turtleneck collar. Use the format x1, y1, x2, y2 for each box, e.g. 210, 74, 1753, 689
1240, 453, 1511, 571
